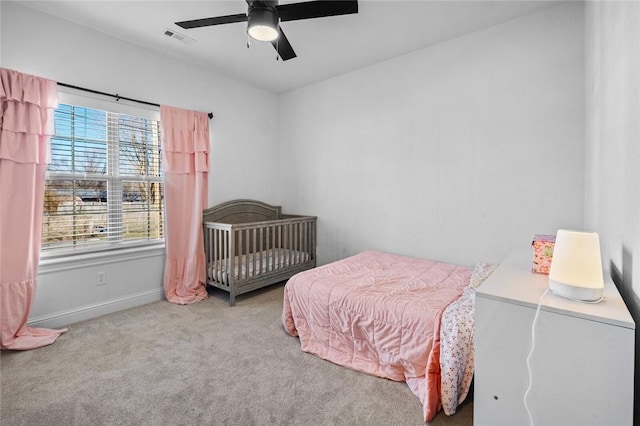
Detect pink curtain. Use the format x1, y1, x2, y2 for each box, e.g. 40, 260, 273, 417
0, 68, 67, 350
160, 105, 209, 304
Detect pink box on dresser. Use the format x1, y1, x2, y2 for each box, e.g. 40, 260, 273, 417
531, 234, 555, 274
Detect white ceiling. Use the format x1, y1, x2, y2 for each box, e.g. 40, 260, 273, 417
19, 0, 562, 93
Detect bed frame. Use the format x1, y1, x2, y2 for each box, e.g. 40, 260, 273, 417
203, 199, 317, 306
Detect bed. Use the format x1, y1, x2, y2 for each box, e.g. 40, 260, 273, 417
203, 199, 317, 306
282, 250, 496, 423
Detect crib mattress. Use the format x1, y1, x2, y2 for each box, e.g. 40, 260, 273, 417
208, 248, 310, 284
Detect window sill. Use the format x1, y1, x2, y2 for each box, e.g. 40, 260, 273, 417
39, 243, 166, 274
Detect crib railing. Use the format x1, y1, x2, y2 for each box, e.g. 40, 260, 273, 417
203, 215, 317, 291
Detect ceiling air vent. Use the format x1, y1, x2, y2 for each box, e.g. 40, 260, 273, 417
164, 29, 196, 45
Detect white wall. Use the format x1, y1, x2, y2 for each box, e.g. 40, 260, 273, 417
585, 1, 640, 419
1, 2, 280, 327
278, 2, 585, 267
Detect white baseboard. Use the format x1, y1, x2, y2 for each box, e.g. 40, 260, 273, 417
28, 288, 165, 329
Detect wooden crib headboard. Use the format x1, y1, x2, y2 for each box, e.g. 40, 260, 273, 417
203, 199, 282, 224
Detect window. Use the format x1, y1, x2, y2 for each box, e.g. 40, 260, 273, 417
42, 101, 164, 255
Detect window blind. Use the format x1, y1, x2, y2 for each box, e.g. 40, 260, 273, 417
43, 103, 164, 254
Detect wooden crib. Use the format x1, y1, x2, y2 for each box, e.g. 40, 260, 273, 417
203, 199, 317, 306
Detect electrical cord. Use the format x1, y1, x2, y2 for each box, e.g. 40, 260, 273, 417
523, 287, 549, 426
524, 287, 605, 425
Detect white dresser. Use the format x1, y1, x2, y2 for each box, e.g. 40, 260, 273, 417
474, 248, 635, 426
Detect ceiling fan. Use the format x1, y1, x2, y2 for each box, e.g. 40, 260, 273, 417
175, 0, 359, 61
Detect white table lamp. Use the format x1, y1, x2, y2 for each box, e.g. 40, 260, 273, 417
548, 229, 604, 302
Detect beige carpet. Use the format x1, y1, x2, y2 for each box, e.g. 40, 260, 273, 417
0, 283, 473, 426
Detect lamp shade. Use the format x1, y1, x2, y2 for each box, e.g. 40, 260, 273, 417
247, 7, 279, 42
548, 229, 604, 302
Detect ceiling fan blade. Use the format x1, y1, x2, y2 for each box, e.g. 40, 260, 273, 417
271, 27, 297, 61
276, 0, 358, 22
176, 13, 248, 29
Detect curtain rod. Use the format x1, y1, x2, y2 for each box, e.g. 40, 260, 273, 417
57, 82, 214, 119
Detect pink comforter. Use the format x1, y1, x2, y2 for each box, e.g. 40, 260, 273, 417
282, 250, 471, 422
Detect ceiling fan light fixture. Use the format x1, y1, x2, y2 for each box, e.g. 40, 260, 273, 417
247, 7, 279, 42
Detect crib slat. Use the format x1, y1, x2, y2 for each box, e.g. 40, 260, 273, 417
291, 222, 295, 265
213, 229, 218, 282
271, 224, 276, 272
299, 222, 303, 264
245, 229, 250, 278
214, 228, 220, 283
273, 223, 279, 272
302, 222, 307, 262
213, 228, 218, 283
245, 229, 249, 278
239, 230, 246, 280
223, 228, 227, 284
299, 222, 302, 261
267, 225, 272, 273
283, 222, 287, 270
205, 227, 210, 281
294, 223, 298, 265
250, 228, 255, 277
221, 229, 225, 284
287, 223, 292, 266
259, 227, 262, 275
308, 221, 312, 261
235, 229, 241, 280
244, 229, 249, 278
212, 228, 219, 281
252, 228, 257, 277
214, 228, 219, 281
294, 223, 302, 265
278, 224, 283, 271
219, 229, 223, 284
